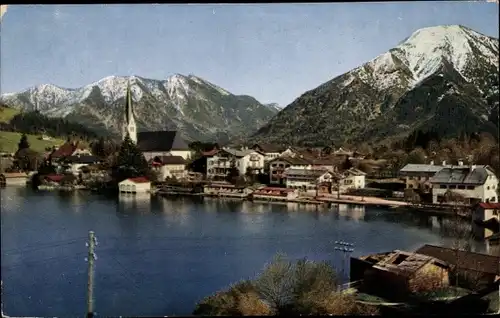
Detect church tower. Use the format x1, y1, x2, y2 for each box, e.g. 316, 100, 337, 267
122, 81, 137, 144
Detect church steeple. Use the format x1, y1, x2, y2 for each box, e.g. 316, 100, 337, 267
122, 80, 137, 144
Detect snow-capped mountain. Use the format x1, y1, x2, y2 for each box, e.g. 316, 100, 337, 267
0, 74, 279, 142
251, 25, 499, 146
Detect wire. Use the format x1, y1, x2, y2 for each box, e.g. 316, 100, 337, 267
1, 236, 87, 255
1, 251, 88, 271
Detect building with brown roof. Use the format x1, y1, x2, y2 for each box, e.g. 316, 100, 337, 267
415, 244, 500, 290
284, 168, 335, 192
150, 155, 187, 181
50, 140, 91, 161
251, 143, 290, 162
268, 156, 313, 185
352, 250, 450, 299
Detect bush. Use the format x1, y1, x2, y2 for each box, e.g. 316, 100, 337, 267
193, 254, 379, 316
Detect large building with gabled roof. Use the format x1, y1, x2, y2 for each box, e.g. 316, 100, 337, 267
120, 83, 192, 160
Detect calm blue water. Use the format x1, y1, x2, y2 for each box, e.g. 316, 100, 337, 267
0, 187, 485, 317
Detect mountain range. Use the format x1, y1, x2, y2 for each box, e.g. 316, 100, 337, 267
2, 25, 498, 147
251, 25, 499, 146
0, 74, 279, 142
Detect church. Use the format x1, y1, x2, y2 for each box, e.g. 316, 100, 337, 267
121, 83, 192, 160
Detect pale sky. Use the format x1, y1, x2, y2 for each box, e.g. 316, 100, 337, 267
0, 3, 498, 106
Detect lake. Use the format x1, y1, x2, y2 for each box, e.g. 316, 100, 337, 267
0, 186, 485, 317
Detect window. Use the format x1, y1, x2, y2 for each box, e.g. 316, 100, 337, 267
491, 197, 497, 203
457, 185, 466, 190
409, 184, 414, 189
487, 186, 490, 190
271, 164, 277, 167
467, 186, 475, 190
449, 185, 457, 189
439, 185, 447, 189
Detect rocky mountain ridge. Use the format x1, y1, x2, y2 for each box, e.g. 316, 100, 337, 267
1, 74, 279, 142
251, 25, 499, 146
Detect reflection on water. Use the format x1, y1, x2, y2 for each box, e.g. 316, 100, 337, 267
0, 187, 490, 317
336, 204, 366, 221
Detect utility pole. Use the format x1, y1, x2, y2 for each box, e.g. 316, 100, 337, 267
334, 240, 355, 287
1, 280, 4, 317
86, 231, 98, 318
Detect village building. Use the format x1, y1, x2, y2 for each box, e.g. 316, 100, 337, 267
415, 244, 500, 290
473, 203, 500, 240
189, 148, 219, 175
251, 187, 299, 201
0, 172, 29, 186
430, 165, 498, 204
203, 182, 253, 198
63, 155, 101, 175
399, 162, 451, 192
44, 174, 63, 185
120, 82, 192, 160
137, 131, 192, 161
486, 233, 500, 256
250, 144, 296, 161
358, 250, 451, 298
339, 167, 367, 191
118, 177, 151, 194
121, 82, 138, 144
50, 140, 92, 162
206, 148, 265, 181
284, 168, 334, 193
150, 155, 187, 181
268, 156, 312, 185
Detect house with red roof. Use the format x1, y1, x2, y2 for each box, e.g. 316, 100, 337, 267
50, 140, 92, 162
118, 177, 151, 194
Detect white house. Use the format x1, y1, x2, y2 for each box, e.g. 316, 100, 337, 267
430, 165, 499, 204
119, 177, 151, 194
284, 168, 334, 192
206, 148, 265, 180
150, 155, 187, 181
340, 167, 367, 190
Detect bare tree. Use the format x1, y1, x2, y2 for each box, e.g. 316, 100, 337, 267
404, 188, 421, 206
254, 254, 338, 315
442, 190, 476, 292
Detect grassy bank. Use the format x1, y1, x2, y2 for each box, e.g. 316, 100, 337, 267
0, 131, 65, 153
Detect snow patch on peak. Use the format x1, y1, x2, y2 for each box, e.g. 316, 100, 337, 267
394, 24, 498, 84
165, 74, 191, 99
187, 75, 230, 96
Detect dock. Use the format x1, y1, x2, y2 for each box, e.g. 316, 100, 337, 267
316, 195, 408, 208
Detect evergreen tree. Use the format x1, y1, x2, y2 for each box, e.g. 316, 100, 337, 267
112, 134, 150, 182
91, 137, 106, 158
18, 134, 30, 151
225, 159, 240, 183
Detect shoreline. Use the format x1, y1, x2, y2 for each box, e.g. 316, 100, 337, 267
11, 183, 473, 218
